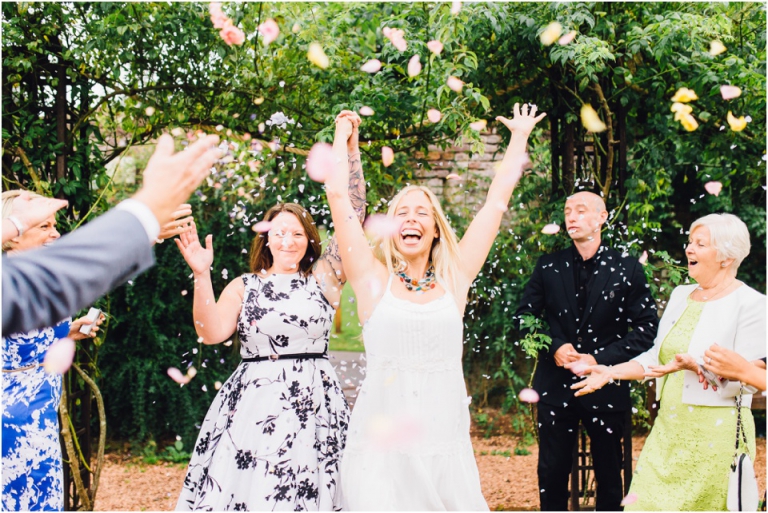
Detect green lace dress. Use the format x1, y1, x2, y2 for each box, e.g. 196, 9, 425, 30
625, 297, 755, 511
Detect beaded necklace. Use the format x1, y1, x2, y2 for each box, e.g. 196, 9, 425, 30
396, 264, 437, 292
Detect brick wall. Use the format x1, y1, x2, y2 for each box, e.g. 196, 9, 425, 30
412, 129, 506, 210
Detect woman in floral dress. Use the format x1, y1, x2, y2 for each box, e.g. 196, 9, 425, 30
175, 112, 365, 511
2, 190, 104, 511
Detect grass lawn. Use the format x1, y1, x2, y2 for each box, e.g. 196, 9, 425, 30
329, 282, 364, 352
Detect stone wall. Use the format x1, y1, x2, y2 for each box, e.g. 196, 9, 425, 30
411, 129, 507, 211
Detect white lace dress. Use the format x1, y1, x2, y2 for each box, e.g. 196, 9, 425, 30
176, 273, 349, 511
340, 275, 488, 510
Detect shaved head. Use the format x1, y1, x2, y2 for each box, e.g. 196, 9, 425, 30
566, 191, 606, 214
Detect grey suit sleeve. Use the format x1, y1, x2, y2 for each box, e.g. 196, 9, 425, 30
2, 209, 155, 335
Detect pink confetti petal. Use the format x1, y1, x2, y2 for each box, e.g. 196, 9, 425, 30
363, 214, 401, 238
382, 27, 392, 38
42, 338, 75, 374
306, 142, 336, 182
446, 173, 462, 180
407, 55, 422, 77
252, 221, 273, 233
361, 59, 382, 73
167, 367, 192, 385
519, 388, 540, 403
427, 109, 442, 123
621, 493, 638, 506
447, 76, 464, 92
720, 85, 742, 100
219, 22, 245, 46
704, 181, 722, 196
359, 106, 375, 116
258, 18, 280, 45
451, 0, 461, 14
558, 30, 577, 45
382, 146, 394, 167
427, 40, 444, 55
541, 223, 561, 235
569, 362, 589, 376
638, 250, 648, 265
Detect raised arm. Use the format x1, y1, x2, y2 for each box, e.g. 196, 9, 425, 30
175, 221, 243, 344
324, 113, 387, 315
313, 111, 367, 309
457, 103, 546, 283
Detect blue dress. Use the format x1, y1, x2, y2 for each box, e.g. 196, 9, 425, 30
2, 319, 70, 511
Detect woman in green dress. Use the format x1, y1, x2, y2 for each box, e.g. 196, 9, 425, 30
569, 213, 766, 510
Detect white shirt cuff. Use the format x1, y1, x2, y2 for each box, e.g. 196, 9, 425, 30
116, 199, 160, 243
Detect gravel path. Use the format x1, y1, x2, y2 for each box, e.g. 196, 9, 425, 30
93, 434, 765, 511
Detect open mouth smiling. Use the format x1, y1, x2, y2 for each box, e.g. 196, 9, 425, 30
400, 229, 422, 244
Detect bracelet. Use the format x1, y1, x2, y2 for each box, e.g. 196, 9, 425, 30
348, 152, 361, 161
7, 216, 24, 237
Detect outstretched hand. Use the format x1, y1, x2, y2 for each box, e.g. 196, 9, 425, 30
570, 364, 613, 397
174, 220, 214, 276
496, 103, 547, 139
157, 204, 194, 242
11, 192, 68, 233
645, 353, 698, 378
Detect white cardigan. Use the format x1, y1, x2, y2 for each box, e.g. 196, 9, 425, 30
633, 283, 766, 407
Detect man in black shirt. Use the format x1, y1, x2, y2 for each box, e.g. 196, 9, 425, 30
515, 191, 659, 511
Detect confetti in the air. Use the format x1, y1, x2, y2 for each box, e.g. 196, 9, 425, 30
447, 76, 464, 93
540, 22, 563, 46
639, 251, 649, 265
704, 181, 723, 196
720, 85, 742, 101
252, 221, 273, 233
359, 106, 375, 116
726, 111, 747, 132
382, 146, 394, 167
427, 40, 444, 55
42, 338, 75, 374
306, 142, 335, 182
519, 388, 540, 403
446, 173, 462, 180
361, 59, 382, 73
167, 366, 196, 385
451, 0, 461, 15
307, 42, 329, 69
407, 55, 422, 77
671, 87, 698, 103
469, 120, 487, 131
383, 27, 407, 52
364, 214, 401, 239
580, 104, 606, 133
709, 40, 726, 56
541, 224, 561, 235
427, 109, 442, 123
621, 493, 638, 506
258, 19, 280, 45
558, 30, 577, 45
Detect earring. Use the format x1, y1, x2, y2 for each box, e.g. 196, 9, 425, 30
721, 262, 726, 267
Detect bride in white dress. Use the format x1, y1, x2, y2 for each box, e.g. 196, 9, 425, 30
325, 104, 545, 510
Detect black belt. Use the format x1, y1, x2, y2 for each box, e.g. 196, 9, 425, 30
242, 352, 328, 363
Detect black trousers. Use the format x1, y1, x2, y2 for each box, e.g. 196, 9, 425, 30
537, 401, 626, 511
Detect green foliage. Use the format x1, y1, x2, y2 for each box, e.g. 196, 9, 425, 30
2, 2, 764, 444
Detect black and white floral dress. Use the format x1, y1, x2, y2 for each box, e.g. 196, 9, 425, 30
176, 273, 349, 511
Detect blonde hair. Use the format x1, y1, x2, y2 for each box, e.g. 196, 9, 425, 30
690, 213, 751, 276
374, 185, 463, 296
2, 190, 45, 252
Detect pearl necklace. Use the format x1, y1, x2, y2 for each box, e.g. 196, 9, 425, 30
396, 265, 436, 292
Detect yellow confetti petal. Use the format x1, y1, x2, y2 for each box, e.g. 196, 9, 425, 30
580, 104, 606, 132
726, 111, 747, 132
671, 87, 698, 103
540, 22, 562, 46
679, 113, 699, 132
671, 102, 693, 121
307, 42, 329, 69
709, 40, 726, 56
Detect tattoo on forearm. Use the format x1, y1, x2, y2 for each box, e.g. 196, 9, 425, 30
348, 157, 366, 222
